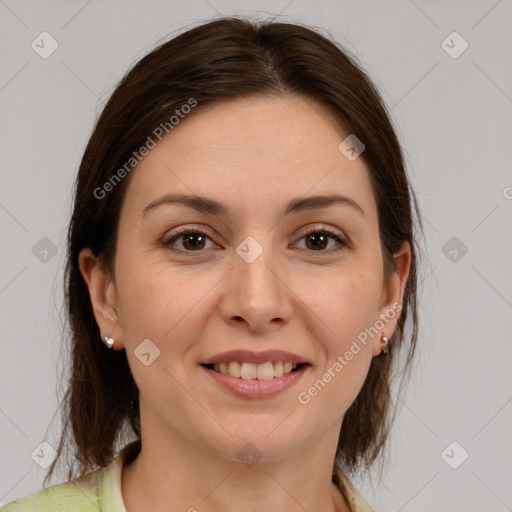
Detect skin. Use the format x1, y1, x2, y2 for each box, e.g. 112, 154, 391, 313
79, 94, 410, 512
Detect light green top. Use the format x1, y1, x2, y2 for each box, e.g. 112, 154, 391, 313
1, 442, 375, 511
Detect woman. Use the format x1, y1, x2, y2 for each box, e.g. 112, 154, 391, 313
2, 16, 421, 512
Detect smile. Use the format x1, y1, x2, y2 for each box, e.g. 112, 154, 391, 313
201, 362, 309, 399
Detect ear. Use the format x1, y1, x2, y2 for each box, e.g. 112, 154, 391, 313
78, 247, 125, 350
371, 241, 411, 356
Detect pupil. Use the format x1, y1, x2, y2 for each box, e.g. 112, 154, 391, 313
184, 234, 205, 250
306, 233, 327, 250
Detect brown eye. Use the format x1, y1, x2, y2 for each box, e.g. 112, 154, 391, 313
305, 232, 329, 251
180, 233, 207, 250
163, 229, 216, 252
294, 228, 349, 253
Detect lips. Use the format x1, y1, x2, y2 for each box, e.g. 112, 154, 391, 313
200, 350, 311, 394
201, 361, 309, 399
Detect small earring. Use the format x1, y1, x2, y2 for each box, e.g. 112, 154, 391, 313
102, 334, 115, 349
381, 335, 389, 356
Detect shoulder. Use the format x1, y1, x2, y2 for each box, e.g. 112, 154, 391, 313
1, 466, 106, 512
1, 441, 138, 512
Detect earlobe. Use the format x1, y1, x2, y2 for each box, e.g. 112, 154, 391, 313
371, 333, 390, 357
373, 241, 412, 356
78, 248, 124, 350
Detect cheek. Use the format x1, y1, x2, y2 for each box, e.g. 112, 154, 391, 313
118, 271, 191, 338
298, 267, 381, 345
114, 259, 213, 401
294, 270, 380, 405
114, 248, 224, 358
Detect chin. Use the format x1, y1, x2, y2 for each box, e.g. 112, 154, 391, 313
203, 419, 311, 464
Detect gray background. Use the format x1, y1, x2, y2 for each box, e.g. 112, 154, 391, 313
1, 0, 511, 510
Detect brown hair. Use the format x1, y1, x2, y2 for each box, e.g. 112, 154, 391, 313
46, 15, 423, 485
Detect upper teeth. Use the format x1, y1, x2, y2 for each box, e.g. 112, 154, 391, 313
213, 361, 298, 380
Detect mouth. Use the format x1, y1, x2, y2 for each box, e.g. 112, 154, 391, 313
199, 349, 311, 398
202, 361, 308, 381
200, 361, 311, 400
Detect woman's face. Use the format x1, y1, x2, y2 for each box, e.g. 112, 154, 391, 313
82, 95, 410, 463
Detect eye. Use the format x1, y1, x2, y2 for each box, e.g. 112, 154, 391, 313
162, 227, 218, 252
293, 226, 350, 253
162, 225, 350, 254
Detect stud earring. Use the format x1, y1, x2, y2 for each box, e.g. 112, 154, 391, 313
102, 334, 115, 349
380, 335, 389, 356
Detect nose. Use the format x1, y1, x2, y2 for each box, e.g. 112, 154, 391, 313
218, 240, 293, 333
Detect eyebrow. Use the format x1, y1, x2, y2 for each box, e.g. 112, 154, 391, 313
142, 192, 365, 218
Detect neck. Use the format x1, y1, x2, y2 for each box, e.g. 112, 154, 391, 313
121, 422, 350, 512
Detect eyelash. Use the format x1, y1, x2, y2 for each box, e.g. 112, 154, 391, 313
162, 225, 350, 255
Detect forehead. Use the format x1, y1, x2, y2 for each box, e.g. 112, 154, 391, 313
121, 95, 377, 224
